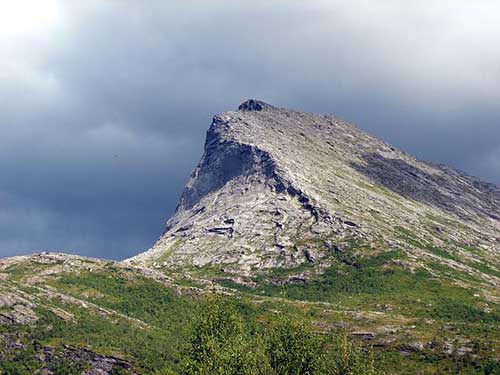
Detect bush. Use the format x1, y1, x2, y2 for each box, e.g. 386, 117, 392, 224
180, 296, 381, 375
321, 331, 378, 375
266, 316, 324, 374
180, 297, 269, 375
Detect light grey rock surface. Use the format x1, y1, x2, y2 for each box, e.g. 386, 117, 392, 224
128, 100, 500, 282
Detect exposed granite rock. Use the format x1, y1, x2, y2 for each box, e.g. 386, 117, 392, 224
0, 335, 135, 374
351, 152, 500, 222
0, 293, 38, 325
238, 99, 267, 111
128, 101, 500, 283
352, 331, 376, 340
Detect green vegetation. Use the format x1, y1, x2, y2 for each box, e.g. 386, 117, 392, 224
465, 260, 500, 279
0, 292, 381, 374
52, 270, 193, 327
179, 298, 269, 375
263, 253, 498, 323
1, 258, 499, 374
179, 297, 379, 375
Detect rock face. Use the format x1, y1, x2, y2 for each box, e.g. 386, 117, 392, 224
128, 100, 500, 278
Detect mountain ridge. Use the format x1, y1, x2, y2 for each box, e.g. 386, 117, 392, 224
128, 100, 499, 292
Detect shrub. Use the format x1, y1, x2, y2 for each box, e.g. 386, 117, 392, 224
321, 331, 378, 375
180, 297, 269, 375
266, 316, 324, 374
180, 296, 381, 375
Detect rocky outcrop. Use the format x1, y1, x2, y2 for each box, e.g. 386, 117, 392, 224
0, 338, 135, 375
128, 100, 500, 279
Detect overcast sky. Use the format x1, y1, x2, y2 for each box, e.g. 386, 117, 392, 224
1, 1, 499, 259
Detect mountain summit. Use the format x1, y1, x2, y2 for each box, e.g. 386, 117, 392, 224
129, 100, 499, 288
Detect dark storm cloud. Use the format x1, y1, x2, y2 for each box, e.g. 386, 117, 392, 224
1, 1, 499, 259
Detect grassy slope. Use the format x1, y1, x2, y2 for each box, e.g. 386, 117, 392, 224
0, 254, 499, 374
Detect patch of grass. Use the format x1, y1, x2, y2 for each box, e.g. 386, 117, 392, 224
227, 251, 499, 327
153, 239, 185, 265
267, 262, 315, 278
3, 260, 60, 280
19, 306, 182, 372
426, 261, 481, 284
50, 270, 193, 327
431, 299, 500, 324
465, 261, 500, 278
425, 213, 469, 231
424, 244, 460, 261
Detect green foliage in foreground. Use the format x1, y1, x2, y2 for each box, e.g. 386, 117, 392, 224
1, 265, 499, 374
0, 297, 380, 375
177, 297, 379, 375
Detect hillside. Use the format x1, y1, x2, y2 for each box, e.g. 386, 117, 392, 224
129, 100, 499, 293
0, 100, 499, 374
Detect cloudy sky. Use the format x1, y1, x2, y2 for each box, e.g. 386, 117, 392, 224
1, 0, 499, 259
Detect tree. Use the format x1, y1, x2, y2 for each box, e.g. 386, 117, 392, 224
180, 297, 269, 375
321, 331, 378, 375
180, 295, 381, 375
266, 316, 323, 375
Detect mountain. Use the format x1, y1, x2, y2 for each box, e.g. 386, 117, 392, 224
1, 100, 499, 374
129, 99, 499, 290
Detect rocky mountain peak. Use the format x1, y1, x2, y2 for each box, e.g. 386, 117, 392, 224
238, 99, 271, 111
128, 102, 499, 283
